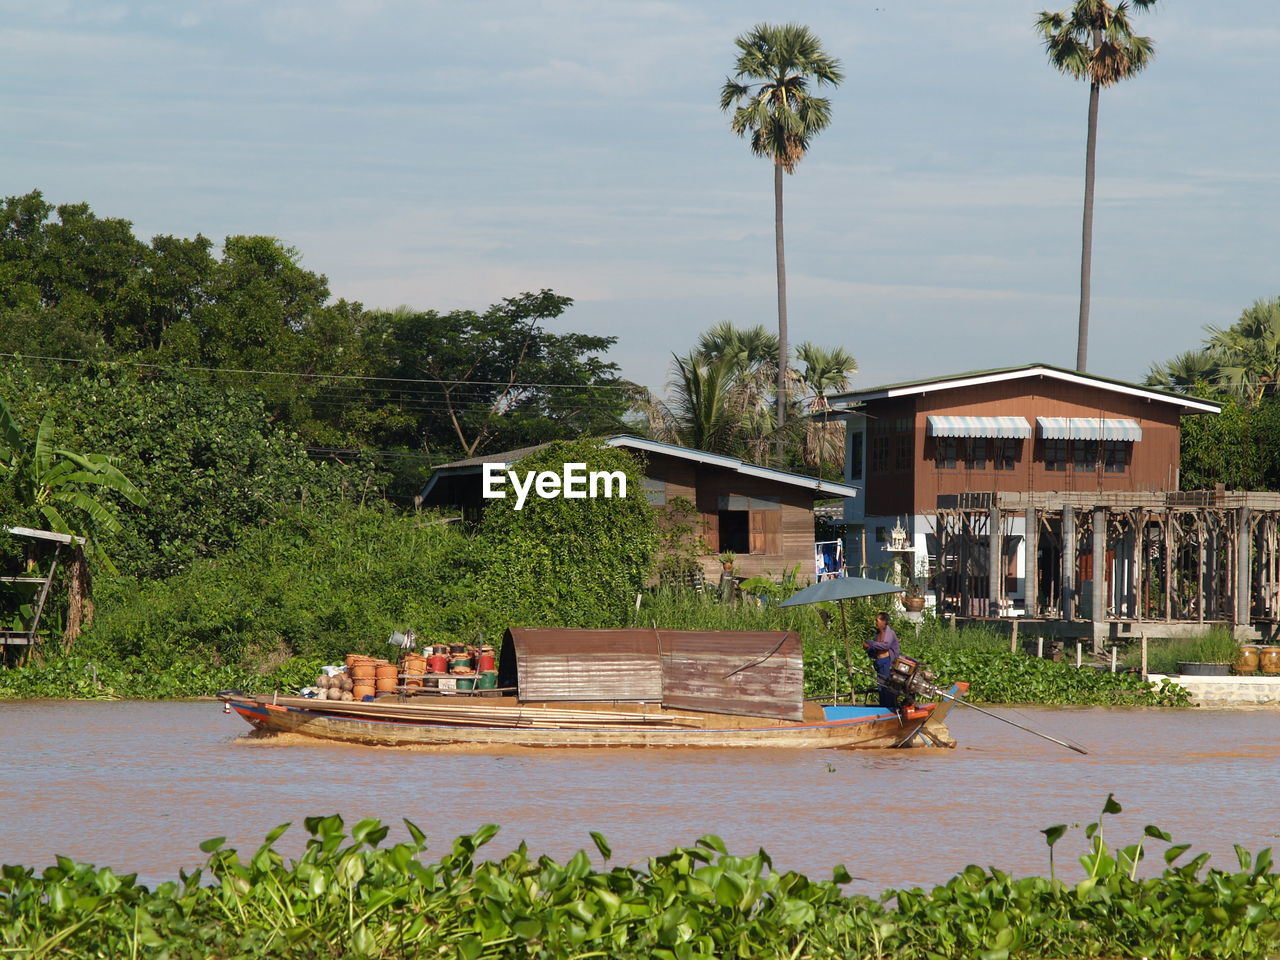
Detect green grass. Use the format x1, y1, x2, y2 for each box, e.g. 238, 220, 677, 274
1121, 628, 1242, 675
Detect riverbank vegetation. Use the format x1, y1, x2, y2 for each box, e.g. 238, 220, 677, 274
3, 190, 1261, 709
2, 796, 1277, 959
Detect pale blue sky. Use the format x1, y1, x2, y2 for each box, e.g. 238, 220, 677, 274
3, 1, 1277, 393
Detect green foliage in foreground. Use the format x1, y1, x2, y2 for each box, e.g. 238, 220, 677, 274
3, 798, 1280, 959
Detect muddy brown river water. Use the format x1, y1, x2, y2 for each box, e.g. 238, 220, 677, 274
3, 701, 1279, 893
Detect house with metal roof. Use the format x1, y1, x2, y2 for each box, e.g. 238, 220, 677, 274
826, 364, 1221, 618
420, 435, 859, 582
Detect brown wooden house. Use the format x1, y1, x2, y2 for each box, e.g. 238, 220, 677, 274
419, 436, 859, 582
827, 364, 1220, 606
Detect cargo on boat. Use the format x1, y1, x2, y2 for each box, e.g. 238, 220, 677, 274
220, 628, 964, 749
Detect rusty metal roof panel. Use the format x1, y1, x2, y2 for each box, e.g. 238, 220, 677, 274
658, 630, 804, 721
502, 628, 804, 718
503, 629, 663, 702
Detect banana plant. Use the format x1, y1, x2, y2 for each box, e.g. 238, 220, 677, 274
0, 396, 146, 646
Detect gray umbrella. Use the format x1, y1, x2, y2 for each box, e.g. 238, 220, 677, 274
777, 576, 904, 607
779, 577, 903, 703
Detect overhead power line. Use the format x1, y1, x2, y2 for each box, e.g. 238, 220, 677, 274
0, 352, 640, 392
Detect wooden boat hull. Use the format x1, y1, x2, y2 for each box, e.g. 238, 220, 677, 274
222, 695, 940, 750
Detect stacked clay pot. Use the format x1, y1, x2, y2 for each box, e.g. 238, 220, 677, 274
401, 652, 427, 688
345, 655, 377, 700
375, 661, 398, 693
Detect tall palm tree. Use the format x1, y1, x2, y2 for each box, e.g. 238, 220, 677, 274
0, 398, 146, 647
1037, 0, 1157, 372
720, 24, 843, 450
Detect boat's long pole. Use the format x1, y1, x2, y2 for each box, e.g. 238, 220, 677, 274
935, 690, 1088, 755
846, 662, 1088, 755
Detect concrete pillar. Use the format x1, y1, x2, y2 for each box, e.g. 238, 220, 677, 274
988, 505, 1003, 614
1092, 507, 1107, 631
1062, 506, 1075, 621
1124, 519, 1138, 620
1236, 507, 1252, 626
1024, 508, 1039, 617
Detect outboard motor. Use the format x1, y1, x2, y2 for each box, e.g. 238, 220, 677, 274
883, 655, 946, 704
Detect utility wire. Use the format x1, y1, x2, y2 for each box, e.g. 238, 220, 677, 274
0, 352, 641, 392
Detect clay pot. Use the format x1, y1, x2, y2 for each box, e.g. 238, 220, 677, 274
351, 664, 375, 680
374, 663, 398, 680
352, 683, 376, 700
1260, 647, 1280, 675
1234, 645, 1260, 675
375, 676, 398, 693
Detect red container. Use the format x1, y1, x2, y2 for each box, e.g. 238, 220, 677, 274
428, 653, 448, 675
478, 651, 496, 672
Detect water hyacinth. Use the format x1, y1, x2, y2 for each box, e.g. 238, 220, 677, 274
3, 798, 1280, 959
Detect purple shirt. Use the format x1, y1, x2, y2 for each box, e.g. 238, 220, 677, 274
866, 624, 900, 660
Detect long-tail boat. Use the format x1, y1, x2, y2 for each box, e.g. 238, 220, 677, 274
220, 628, 964, 749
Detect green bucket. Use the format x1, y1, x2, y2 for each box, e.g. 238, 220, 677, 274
477, 671, 498, 690
455, 676, 476, 691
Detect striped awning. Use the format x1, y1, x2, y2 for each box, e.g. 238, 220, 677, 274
926, 415, 1031, 439
1037, 417, 1142, 441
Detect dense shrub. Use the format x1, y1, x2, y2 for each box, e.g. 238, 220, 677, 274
475, 439, 659, 627
0, 361, 372, 580
77, 504, 488, 671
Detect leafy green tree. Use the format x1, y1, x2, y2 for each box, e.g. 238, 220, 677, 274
720, 24, 843, 442
1177, 399, 1280, 491
1036, 0, 1158, 372
0, 193, 376, 450
364, 290, 634, 461
0, 396, 146, 646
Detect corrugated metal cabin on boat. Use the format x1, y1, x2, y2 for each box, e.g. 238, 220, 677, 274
419, 435, 859, 582
827, 364, 1221, 618
497, 627, 807, 721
